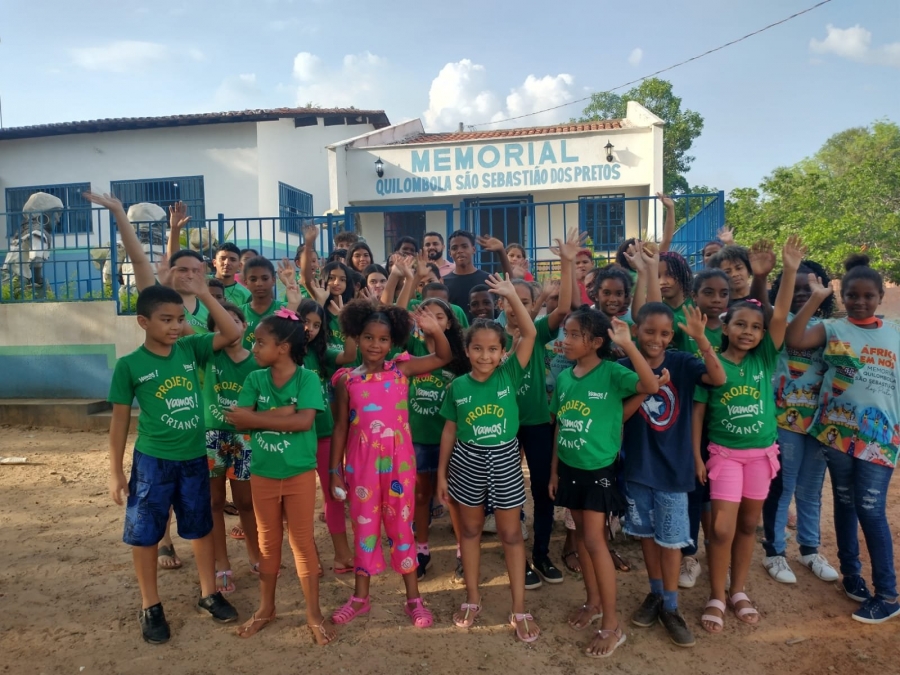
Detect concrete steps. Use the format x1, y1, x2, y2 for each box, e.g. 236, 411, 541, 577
0, 398, 139, 432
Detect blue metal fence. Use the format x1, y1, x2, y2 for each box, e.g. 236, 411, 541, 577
0, 191, 724, 312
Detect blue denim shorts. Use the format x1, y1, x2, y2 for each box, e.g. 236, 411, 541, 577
123, 449, 213, 547
414, 443, 440, 474
623, 481, 692, 549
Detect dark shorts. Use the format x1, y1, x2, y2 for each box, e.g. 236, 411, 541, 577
554, 460, 626, 515
123, 449, 213, 547
413, 443, 440, 474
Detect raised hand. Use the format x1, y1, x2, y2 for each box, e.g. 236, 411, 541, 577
414, 306, 442, 336
485, 272, 515, 298
749, 239, 776, 277
83, 191, 125, 213
302, 224, 319, 247
155, 256, 173, 288
623, 240, 645, 272
677, 304, 708, 340
328, 295, 344, 316
284, 279, 302, 307
550, 226, 588, 261
808, 273, 834, 300
656, 192, 675, 209
182, 267, 211, 298
415, 249, 431, 279
542, 277, 561, 296
717, 225, 735, 246
476, 235, 505, 252
168, 201, 191, 230
277, 257, 296, 287
642, 241, 659, 269
607, 316, 633, 347
781, 234, 807, 272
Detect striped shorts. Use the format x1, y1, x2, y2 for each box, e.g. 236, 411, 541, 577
447, 438, 526, 511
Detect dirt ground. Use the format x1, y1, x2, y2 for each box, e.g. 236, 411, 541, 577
1, 426, 898, 675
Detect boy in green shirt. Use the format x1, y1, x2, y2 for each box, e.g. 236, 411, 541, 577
214, 243, 252, 305
240, 257, 284, 350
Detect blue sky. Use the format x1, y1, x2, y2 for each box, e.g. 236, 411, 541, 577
1, 0, 897, 193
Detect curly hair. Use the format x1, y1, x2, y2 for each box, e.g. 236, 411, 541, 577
257, 312, 308, 365
565, 306, 614, 359
298, 299, 327, 363
339, 298, 412, 346
420, 298, 471, 376
769, 258, 834, 318
709, 245, 751, 274
842, 253, 883, 295
591, 265, 633, 302
322, 260, 355, 305
206, 301, 246, 333
659, 251, 693, 297
720, 300, 767, 353
464, 318, 506, 349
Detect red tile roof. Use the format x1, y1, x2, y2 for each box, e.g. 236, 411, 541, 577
398, 120, 623, 144
0, 107, 391, 141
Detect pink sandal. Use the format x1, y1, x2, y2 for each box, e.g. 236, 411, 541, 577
332, 595, 371, 624
215, 569, 235, 594
509, 612, 540, 643
728, 592, 760, 625
404, 598, 433, 628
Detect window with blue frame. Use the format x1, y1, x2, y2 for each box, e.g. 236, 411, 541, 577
279, 182, 314, 234
5, 183, 92, 234
110, 176, 206, 225
383, 210, 426, 257
579, 194, 625, 252
463, 196, 531, 271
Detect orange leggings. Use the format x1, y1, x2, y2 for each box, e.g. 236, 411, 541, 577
251, 470, 316, 579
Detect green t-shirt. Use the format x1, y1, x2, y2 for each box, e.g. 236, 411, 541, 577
440, 355, 524, 445
408, 299, 470, 329
183, 299, 210, 334
327, 311, 344, 352
236, 367, 324, 479
505, 315, 554, 426
108, 334, 214, 461
693, 333, 781, 449
551, 360, 640, 470
668, 299, 692, 347
201, 349, 261, 432
673, 324, 723, 357
223, 281, 251, 305
241, 299, 285, 351
408, 337, 456, 445
303, 350, 336, 439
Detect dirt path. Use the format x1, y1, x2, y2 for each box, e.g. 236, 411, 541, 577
0, 426, 896, 675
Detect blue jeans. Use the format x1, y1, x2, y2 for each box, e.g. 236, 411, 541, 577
762, 428, 827, 557
823, 444, 897, 600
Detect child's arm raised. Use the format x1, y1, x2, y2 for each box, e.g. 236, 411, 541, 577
329, 374, 351, 500
381, 255, 404, 304
84, 192, 156, 292
548, 227, 586, 330
335, 334, 358, 366
692, 401, 707, 485
108, 404, 132, 505
300, 225, 329, 305
477, 235, 515, 279
166, 201, 190, 261
657, 193, 676, 253
394, 256, 417, 309
436, 419, 456, 506
679, 305, 727, 387
785, 273, 831, 350
749, 239, 776, 319
182, 272, 242, 349
609, 317, 665, 394
488, 273, 536, 368
401, 306, 452, 377
769, 235, 806, 350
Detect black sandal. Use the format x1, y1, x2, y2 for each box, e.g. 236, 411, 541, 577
563, 549, 581, 574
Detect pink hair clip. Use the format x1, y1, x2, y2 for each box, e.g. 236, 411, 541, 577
745, 299, 763, 307
274, 308, 300, 320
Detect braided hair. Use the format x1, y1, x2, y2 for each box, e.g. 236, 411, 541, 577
659, 251, 693, 297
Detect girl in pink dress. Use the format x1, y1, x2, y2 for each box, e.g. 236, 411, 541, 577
329, 299, 451, 628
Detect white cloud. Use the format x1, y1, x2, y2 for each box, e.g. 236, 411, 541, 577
810, 24, 900, 68
69, 40, 205, 73
291, 51, 391, 107
628, 48, 643, 67
423, 59, 576, 131
213, 74, 262, 109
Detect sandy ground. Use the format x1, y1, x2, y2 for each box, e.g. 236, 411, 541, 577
1, 426, 898, 675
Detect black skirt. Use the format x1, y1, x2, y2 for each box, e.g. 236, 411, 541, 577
555, 460, 625, 515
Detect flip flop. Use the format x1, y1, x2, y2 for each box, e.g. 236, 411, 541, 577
509, 612, 540, 643
223, 502, 240, 516
229, 526, 245, 540
610, 549, 631, 572
562, 549, 582, 575
453, 602, 482, 628
585, 626, 626, 658
157, 545, 182, 570
216, 569, 236, 594
236, 611, 276, 638
333, 563, 354, 575
568, 604, 602, 631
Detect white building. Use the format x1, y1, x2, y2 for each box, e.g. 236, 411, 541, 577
327, 101, 665, 265
0, 107, 390, 249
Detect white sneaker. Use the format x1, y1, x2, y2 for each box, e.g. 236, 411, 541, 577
678, 556, 701, 588
521, 519, 530, 541
763, 555, 797, 584
483, 514, 497, 534
800, 553, 839, 582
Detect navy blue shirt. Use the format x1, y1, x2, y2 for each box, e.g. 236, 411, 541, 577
619, 350, 707, 493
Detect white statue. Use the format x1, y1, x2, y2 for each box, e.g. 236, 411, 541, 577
1, 191, 62, 298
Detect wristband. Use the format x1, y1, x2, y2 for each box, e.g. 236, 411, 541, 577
328, 468, 342, 475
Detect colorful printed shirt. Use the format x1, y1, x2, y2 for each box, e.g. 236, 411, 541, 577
808, 320, 900, 467
108, 334, 214, 461
775, 314, 826, 434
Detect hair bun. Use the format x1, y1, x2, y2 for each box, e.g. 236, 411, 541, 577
844, 254, 870, 272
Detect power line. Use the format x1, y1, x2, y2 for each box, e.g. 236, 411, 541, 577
470, 0, 834, 128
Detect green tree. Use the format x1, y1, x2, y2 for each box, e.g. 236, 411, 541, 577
577, 78, 704, 194
726, 120, 900, 281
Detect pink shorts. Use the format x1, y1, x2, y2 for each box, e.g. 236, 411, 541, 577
706, 442, 780, 503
